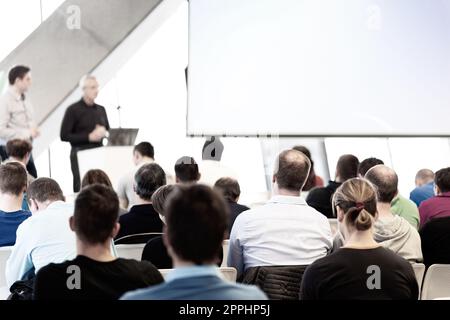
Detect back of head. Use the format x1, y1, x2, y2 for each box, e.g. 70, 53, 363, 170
151, 184, 178, 216
74, 184, 119, 244
292, 145, 317, 191
292, 145, 312, 160
214, 177, 241, 202
365, 165, 398, 203
0, 162, 27, 196
174, 156, 200, 183
333, 178, 378, 231
81, 169, 112, 189
358, 157, 384, 177
336, 154, 360, 181
28, 178, 64, 203
415, 169, 435, 186
6, 139, 32, 160
274, 149, 311, 192
165, 184, 228, 264
134, 163, 166, 201
8, 65, 30, 85
435, 167, 450, 193
134, 142, 154, 159
202, 136, 224, 161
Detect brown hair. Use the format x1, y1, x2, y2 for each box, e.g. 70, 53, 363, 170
332, 178, 377, 231
28, 178, 64, 203
274, 149, 311, 192
214, 177, 241, 202
0, 162, 28, 195
81, 169, 112, 189
6, 139, 32, 160
151, 184, 178, 216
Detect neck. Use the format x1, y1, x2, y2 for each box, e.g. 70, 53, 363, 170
344, 229, 379, 249
137, 157, 153, 165
172, 256, 216, 268
0, 193, 23, 212
376, 202, 394, 219
335, 176, 343, 183
274, 188, 300, 197
10, 157, 27, 166
83, 96, 95, 106
11, 85, 24, 96
136, 197, 152, 205
76, 239, 115, 262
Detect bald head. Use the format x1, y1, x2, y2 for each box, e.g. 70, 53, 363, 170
273, 149, 311, 192
365, 165, 398, 203
415, 169, 434, 187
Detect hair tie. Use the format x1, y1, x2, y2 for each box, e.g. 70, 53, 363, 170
355, 202, 364, 210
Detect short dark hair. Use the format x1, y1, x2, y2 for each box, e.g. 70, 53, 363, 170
274, 149, 311, 192
74, 184, 119, 244
365, 165, 398, 203
134, 163, 166, 200
28, 178, 64, 203
8, 65, 30, 85
6, 139, 32, 160
165, 185, 228, 264
81, 169, 112, 189
174, 156, 200, 183
358, 157, 384, 176
202, 136, 224, 161
151, 184, 178, 216
292, 145, 312, 160
336, 154, 360, 181
134, 142, 154, 159
0, 162, 27, 195
214, 177, 241, 202
435, 167, 450, 193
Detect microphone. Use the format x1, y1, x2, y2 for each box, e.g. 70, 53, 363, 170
117, 105, 122, 128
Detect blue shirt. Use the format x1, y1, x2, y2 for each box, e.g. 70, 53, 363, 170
0, 209, 31, 247
410, 182, 435, 207
121, 265, 267, 300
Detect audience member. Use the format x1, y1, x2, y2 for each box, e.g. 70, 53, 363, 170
115, 163, 166, 241
292, 145, 324, 191
5, 178, 76, 288
306, 154, 359, 218
0, 162, 31, 247
5, 139, 34, 185
174, 156, 200, 184
213, 177, 249, 234
420, 216, 450, 267
364, 165, 422, 262
228, 150, 332, 278
419, 167, 450, 227
301, 178, 418, 300
81, 169, 113, 189
357, 157, 384, 178
410, 169, 435, 207
122, 184, 267, 300
34, 184, 163, 300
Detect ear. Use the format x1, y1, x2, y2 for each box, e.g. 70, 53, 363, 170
197, 173, 201, 181
175, 177, 180, 183
111, 222, 120, 238
69, 216, 76, 232
435, 185, 440, 195
272, 174, 276, 184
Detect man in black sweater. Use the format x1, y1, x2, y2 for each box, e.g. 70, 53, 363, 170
60, 75, 110, 192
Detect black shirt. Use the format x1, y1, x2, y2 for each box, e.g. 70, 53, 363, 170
141, 236, 173, 269
420, 216, 450, 267
227, 201, 249, 234
306, 181, 341, 218
116, 204, 164, 241
300, 247, 418, 300
34, 255, 163, 300
60, 98, 110, 148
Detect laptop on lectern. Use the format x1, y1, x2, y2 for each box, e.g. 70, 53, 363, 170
106, 128, 139, 146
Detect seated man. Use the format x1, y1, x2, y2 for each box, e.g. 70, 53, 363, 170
34, 184, 163, 300
228, 150, 333, 278
410, 169, 435, 207
364, 165, 422, 262
419, 167, 450, 228
5, 178, 76, 288
213, 177, 249, 234
420, 216, 450, 267
306, 154, 360, 218
358, 157, 420, 229
115, 163, 166, 241
122, 184, 267, 300
174, 156, 201, 184
0, 162, 31, 247
5, 139, 34, 185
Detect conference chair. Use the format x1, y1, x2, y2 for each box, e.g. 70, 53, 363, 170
221, 240, 229, 267
412, 263, 425, 299
421, 264, 450, 300
114, 232, 162, 245
115, 243, 146, 260
0, 246, 12, 288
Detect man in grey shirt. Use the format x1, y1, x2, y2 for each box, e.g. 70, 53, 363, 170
0, 65, 40, 177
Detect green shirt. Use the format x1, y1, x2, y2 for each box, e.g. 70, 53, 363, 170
391, 194, 420, 229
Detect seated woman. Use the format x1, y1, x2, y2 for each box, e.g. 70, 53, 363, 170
300, 178, 418, 300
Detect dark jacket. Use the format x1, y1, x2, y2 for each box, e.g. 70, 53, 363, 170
306, 181, 341, 218
227, 202, 249, 233
420, 216, 450, 267
116, 204, 163, 241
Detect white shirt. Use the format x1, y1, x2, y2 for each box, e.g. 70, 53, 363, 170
5, 201, 76, 287
227, 195, 333, 277
199, 160, 239, 186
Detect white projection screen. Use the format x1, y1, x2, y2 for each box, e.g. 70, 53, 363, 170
187, 0, 450, 136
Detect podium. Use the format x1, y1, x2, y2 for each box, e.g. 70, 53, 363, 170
77, 146, 135, 189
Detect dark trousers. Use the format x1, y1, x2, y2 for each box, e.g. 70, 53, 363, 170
70, 145, 100, 192
0, 145, 37, 178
